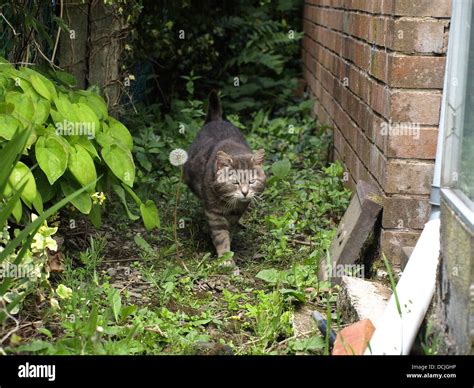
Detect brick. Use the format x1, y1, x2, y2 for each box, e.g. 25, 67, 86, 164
390, 90, 442, 125
344, 0, 376, 13
342, 36, 371, 70
391, 55, 446, 88
369, 79, 390, 118
381, 229, 421, 266
370, 115, 388, 151
370, 49, 390, 83
333, 319, 375, 355
382, 195, 431, 229
369, 143, 386, 184
393, 18, 449, 54
384, 159, 434, 195
394, 0, 452, 17
386, 126, 438, 159
370, 17, 393, 46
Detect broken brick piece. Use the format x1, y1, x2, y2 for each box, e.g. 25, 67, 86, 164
332, 318, 375, 355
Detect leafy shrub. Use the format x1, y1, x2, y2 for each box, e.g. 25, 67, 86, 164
130, 0, 304, 115
0, 129, 93, 343
0, 59, 158, 230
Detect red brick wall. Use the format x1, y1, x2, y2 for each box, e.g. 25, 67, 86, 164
302, 0, 451, 265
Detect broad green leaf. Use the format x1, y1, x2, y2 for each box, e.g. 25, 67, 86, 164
52, 70, 76, 88
73, 102, 99, 138
31, 98, 50, 126
54, 93, 77, 123
289, 336, 325, 352
9, 161, 37, 204
102, 143, 135, 187
140, 199, 160, 231
0, 102, 14, 114
20, 67, 57, 100
6, 91, 35, 126
30, 74, 52, 100
108, 117, 133, 150
256, 268, 288, 285
95, 131, 115, 149
68, 144, 97, 189
280, 288, 306, 302
35, 134, 69, 184
35, 170, 57, 203
11, 198, 22, 223
0, 129, 30, 195
32, 190, 43, 214
0, 180, 27, 227
60, 179, 92, 214
0, 178, 98, 263
75, 136, 100, 159
271, 159, 291, 179
0, 114, 22, 140
78, 93, 108, 120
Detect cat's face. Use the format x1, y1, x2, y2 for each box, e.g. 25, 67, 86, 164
213, 149, 266, 204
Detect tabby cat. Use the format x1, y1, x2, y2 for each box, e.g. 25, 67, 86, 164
184, 91, 266, 265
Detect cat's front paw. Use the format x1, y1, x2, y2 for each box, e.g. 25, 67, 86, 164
219, 257, 240, 276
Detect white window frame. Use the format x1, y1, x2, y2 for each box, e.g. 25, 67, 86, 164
441, 0, 474, 230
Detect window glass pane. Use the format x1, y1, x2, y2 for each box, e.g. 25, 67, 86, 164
457, 5, 474, 200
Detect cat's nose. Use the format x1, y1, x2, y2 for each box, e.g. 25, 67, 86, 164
241, 186, 249, 196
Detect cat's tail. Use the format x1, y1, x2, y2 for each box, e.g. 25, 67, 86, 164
205, 90, 223, 123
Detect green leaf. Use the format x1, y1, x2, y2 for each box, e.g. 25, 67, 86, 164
6, 91, 35, 126
112, 184, 139, 220
75, 136, 100, 160
35, 170, 57, 203
36, 134, 69, 184
54, 93, 77, 123
102, 143, 135, 187
30, 74, 52, 100
31, 98, 50, 126
271, 159, 291, 179
280, 288, 306, 302
140, 199, 160, 231
0, 114, 22, 140
0, 177, 98, 263
52, 69, 76, 87
56, 284, 73, 300
9, 161, 37, 205
0, 129, 30, 195
77, 92, 107, 120
73, 102, 99, 137
20, 67, 57, 100
0, 180, 27, 226
60, 179, 92, 214
89, 204, 102, 228
289, 336, 325, 352
256, 268, 288, 285
108, 288, 122, 323
120, 305, 137, 322
68, 144, 97, 189
32, 190, 43, 214
108, 117, 133, 150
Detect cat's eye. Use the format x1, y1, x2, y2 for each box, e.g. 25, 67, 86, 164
249, 179, 256, 184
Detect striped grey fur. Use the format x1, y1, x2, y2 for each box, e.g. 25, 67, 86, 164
184, 91, 266, 260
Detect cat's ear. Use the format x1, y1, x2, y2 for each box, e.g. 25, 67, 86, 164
205, 90, 223, 123
252, 149, 265, 166
216, 151, 233, 170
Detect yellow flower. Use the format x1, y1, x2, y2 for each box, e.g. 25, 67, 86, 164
91, 192, 107, 205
